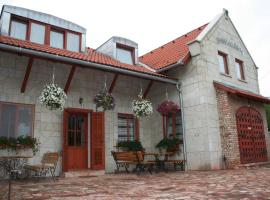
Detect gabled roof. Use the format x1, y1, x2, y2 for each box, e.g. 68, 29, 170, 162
0, 35, 165, 78
139, 24, 208, 70
214, 81, 270, 104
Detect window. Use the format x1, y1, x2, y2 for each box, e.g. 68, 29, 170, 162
218, 51, 229, 75
118, 114, 138, 141
10, 20, 27, 40
50, 30, 64, 49
163, 111, 183, 140
0, 102, 34, 138
116, 44, 134, 65
67, 32, 80, 52
235, 59, 245, 80
30, 23, 45, 44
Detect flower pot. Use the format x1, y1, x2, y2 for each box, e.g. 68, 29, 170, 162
0, 147, 33, 157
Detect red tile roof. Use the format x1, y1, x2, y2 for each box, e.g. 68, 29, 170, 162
213, 81, 270, 104
0, 35, 165, 77
139, 24, 208, 70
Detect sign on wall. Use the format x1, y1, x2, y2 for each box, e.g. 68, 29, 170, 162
216, 37, 244, 55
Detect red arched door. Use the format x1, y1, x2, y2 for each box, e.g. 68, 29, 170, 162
236, 106, 268, 164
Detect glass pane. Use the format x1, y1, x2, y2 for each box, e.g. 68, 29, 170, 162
68, 131, 75, 146
129, 119, 135, 141
17, 107, 32, 137
10, 20, 27, 40
68, 115, 76, 130
118, 117, 128, 141
175, 112, 183, 140
67, 32, 80, 52
235, 61, 242, 79
0, 104, 16, 137
50, 30, 64, 48
116, 47, 133, 65
167, 115, 173, 139
30, 23, 45, 44
218, 54, 226, 74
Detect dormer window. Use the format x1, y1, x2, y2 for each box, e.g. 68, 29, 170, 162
8, 15, 82, 52
116, 43, 135, 65
10, 19, 27, 40
50, 29, 64, 49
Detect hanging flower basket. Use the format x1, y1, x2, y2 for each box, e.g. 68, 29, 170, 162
39, 83, 67, 111
157, 100, 180, 116
132, 95, 153, 118
94, 91, 115, 111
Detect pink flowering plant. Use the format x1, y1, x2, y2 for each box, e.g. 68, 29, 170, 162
156, 100, 180, 116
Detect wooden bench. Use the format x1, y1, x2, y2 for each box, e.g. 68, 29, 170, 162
111, 151, 155, 174
165, 159, 185, 171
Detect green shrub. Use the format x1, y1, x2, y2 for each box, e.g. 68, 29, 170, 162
116, 140, 144, 151
266, 105, 270, 131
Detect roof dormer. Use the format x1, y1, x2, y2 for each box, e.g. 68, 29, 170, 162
0, 5, 87, 52
96, 36, 138, 65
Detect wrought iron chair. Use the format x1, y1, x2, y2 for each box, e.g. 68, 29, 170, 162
24, 152, 59, 181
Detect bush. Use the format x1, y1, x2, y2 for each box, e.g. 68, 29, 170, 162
266, 105, 270, 131
116, 140, 144, 151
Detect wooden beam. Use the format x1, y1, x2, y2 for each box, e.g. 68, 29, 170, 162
64, 65, 77, 94
143, 80, 153, 99
108, 74, 119, 94
21, 57, 34, 93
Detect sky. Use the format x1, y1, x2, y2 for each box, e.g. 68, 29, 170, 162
0, 0, 269, 96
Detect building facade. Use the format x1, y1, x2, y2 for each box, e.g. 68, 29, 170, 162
0, 5, 269, 176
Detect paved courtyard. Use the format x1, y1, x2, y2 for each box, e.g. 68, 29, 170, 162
1, 167, 270, 200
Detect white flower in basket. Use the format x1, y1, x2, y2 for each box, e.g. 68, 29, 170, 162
132, 95, 153, 118
39, 83, 67, 111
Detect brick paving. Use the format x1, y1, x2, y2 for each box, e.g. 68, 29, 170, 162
1, 168, 270, 200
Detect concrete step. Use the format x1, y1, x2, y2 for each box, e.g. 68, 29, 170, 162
238, 161, 270, 169
63, 170, 105, 178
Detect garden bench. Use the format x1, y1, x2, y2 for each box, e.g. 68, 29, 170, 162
111, 151, 155, 174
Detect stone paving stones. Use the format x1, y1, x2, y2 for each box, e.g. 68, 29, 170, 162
1, 168, 270, 199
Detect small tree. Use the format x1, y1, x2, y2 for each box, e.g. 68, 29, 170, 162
265, 105, 270, 131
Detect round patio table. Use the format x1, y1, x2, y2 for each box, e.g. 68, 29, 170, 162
0, 155, 32, 200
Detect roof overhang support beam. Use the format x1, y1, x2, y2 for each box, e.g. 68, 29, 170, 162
108, 73, 119, 94
64, 65, 77, 94
21, 57, 34, 93
0, 43, 179, 85
143, 80, 153, 99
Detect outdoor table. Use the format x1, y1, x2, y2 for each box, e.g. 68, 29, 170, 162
0, 155, 32, 200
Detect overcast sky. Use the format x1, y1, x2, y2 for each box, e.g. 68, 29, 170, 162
1, 0, 269, 96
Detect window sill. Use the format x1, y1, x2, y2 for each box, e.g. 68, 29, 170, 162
220, 73, 232, 78
238, 79, 247, 83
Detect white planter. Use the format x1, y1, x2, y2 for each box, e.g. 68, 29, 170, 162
0, 148, 33, 157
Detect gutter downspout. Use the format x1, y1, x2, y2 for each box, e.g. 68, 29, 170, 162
176, 83, 187, 171
0, 43, 178, 85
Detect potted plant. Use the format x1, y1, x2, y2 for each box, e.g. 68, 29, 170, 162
116, 140, 144, 152
157, 100, 180, 116
132, 95, 153, 118
156, 137, 182, 153
39, 83, 67, 111
94, 91, 115, 111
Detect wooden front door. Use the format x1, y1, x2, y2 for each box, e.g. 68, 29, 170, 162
63, 110, 88, 171
236, 106, 268, 164
91, 112, 105, 170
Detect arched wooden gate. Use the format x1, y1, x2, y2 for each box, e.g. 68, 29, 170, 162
236, 106, 268, 164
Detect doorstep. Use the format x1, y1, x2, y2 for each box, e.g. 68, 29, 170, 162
62, 170, 105, 178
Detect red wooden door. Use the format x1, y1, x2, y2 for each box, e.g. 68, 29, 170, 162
91, 112, 105, 170
63, 111, 88, 171
236, 106, 268, 164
